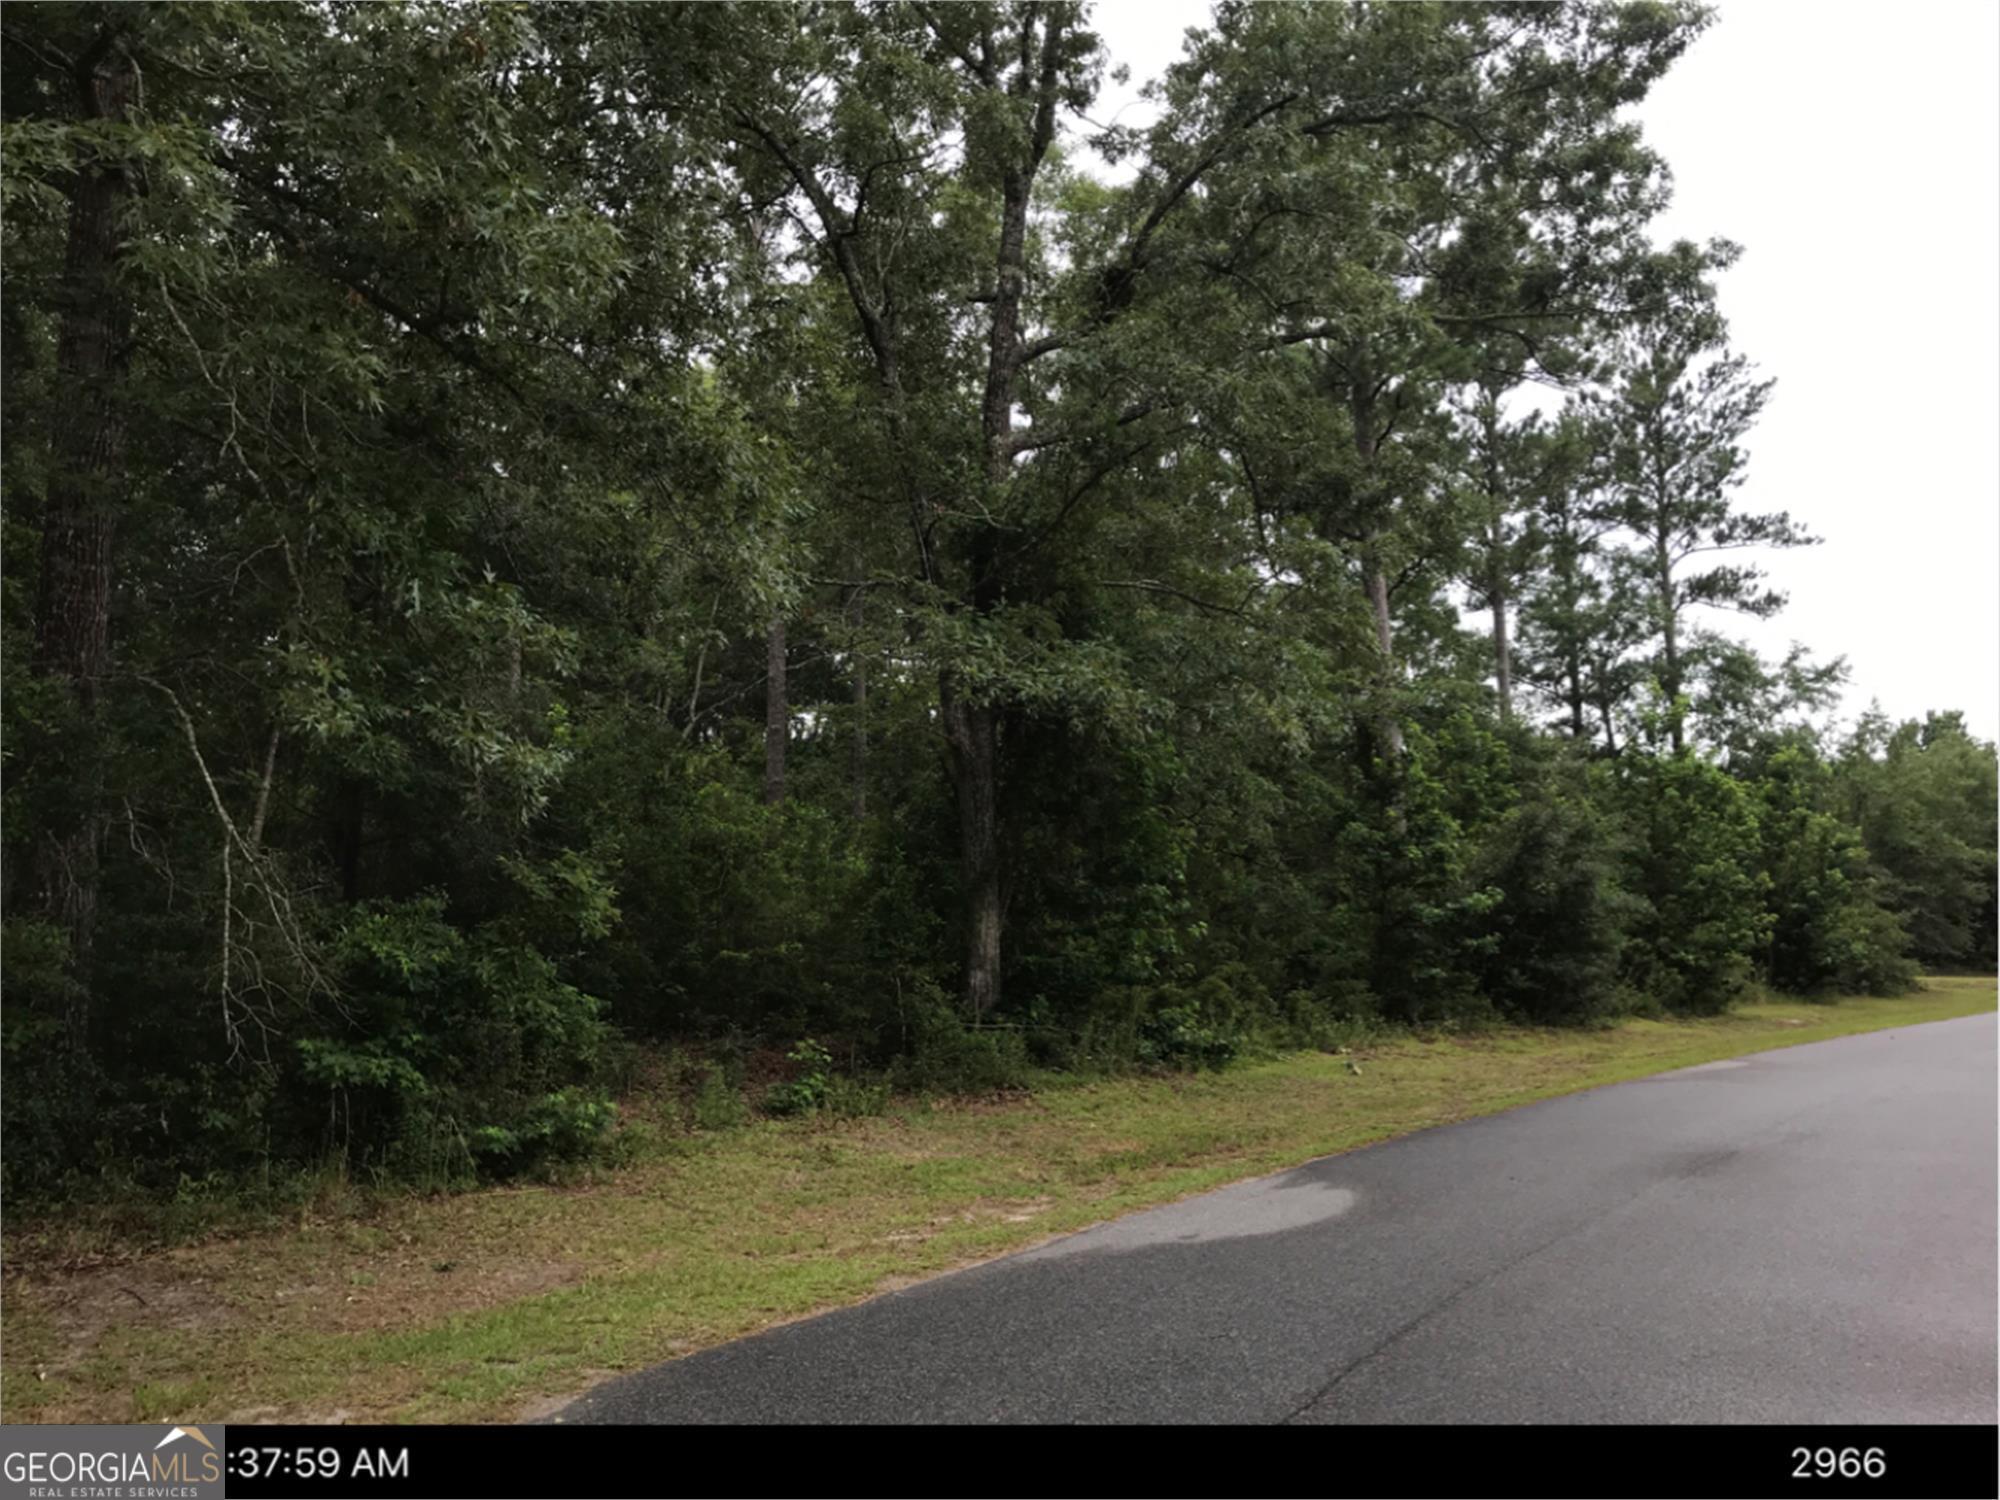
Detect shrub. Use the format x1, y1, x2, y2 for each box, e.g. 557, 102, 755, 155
1469, 775, 1635, 1025
889, 1011, 1034, 1094
820, 1073, 890, 1119
1139, 1002, 1239, 1069
691, 1065, 749, 1131
289, 892, 614, 1176
1757, 745, 1917, 996
763, 1038, 835, 1116
1618, 752, 1771, 1014
467, 1088, 618, 1172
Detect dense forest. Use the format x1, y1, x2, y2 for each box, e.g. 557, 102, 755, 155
3, 0, 1993, 1203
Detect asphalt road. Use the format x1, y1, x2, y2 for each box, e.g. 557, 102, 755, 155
556, 1013, 1997, 1424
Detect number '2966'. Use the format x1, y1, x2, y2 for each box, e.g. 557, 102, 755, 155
1792, 1447, 1886, 1480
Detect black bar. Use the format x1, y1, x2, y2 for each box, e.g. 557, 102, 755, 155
223, 1424, 1998, 1499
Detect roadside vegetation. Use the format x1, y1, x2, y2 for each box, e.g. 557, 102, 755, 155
4, 980, 1991, 1425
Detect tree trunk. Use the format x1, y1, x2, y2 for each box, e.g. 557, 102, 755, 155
847, 587, 868, 821
247, 726, 281, 852
944, 14, 1062, 1020
1478, 399, 1513, 727
1659, 642, 1683, 752
1362, 552, 1405, 758
30, 29, 138, 1051
763, 615, 787, 805
1551, 542, 1589, 742
947, 517, 1007, 1013
1350, 375, 1405, 759
941, 677, 1001, 1020
1657, 534, 1683, 755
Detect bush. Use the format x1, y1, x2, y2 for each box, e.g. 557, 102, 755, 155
761, 1038, 890, 1119
1757, 744, 1917, 996
762, 1038, 835, 1116
820, 1073, 890, 1119
1336, 717, 1510, 1028
1139, 1002, 1239, 1069
467, 1087, 618, 1172
691, 1065, 749, 1131
290, 891, 614, 1177
1469, 774, 1635, 1025
1135, 968, 1265, 1069
1618, 752, 1770, 1014
889, 1010, 1034, 1094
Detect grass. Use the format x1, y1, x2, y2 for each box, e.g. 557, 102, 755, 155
2, 978, 1991, 1425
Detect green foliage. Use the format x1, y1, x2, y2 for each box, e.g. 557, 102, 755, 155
889, 1000, 1036, 1096
304, 892, 614, 1177
1617, 752, 1771, 1013
819, 1074, 892, 1121
467, 1088, 618, 1172
1755, 743, 1916, 996
1834, 711, 1998, 972
1, 0, 1985, 1215
691, 1066, 750, 1133
1139, 997, 1243, 1071
1468, 758, 1638, 1024
758, 1038, 892, 1119
762, 1038, 835, 1117
1333, 715, 1512, 1028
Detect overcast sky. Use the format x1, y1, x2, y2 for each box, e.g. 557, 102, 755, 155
1083, 1, 2000, 742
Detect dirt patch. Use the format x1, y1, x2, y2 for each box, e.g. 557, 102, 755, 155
10, 1262, 236, 1379
994, 1195, 1053, 1223
872, 1195, 1053, 1250
8, 1238, 591, 1393
314, 1256, 587, 1337
514, 1364, 644, 1423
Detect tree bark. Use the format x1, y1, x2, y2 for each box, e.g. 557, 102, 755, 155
1477, 398, 1513, 727
1546, 533, 1590, 742
1350, 376, 1405, 759
1362, 549, 1405, 758
1655, 525, 1683, 754
941, 677, 1002, 1020
763, 615, 787, 805
247, 726, 281, 852
30, 28, 138, 1051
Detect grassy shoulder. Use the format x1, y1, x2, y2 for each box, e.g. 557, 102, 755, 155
3, 978, 1992, 1425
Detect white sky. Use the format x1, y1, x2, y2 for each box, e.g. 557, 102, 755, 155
1083, 0, 2000, 741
